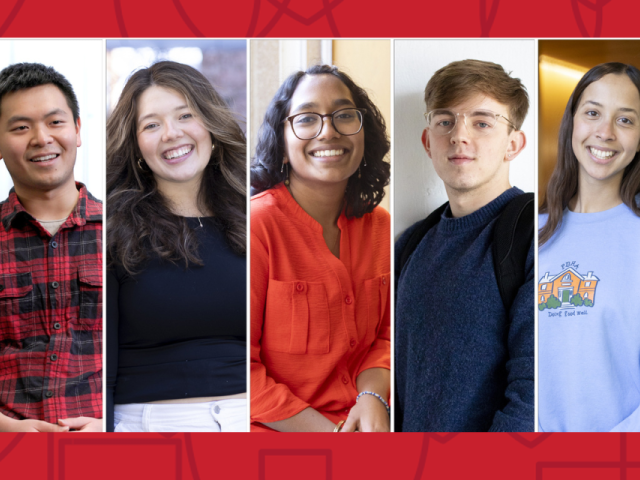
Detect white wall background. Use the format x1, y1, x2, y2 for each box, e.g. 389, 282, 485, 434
394, 40, 536, 238
0, 40, 104, 201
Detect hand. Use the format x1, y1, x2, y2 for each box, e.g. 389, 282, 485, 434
58, 417, 102, 432
341, 394, 390, 432
0, 418, 69, 433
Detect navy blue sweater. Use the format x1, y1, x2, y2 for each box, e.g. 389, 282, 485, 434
395, 188, 534, 432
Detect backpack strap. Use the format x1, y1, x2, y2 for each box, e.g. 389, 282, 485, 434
398, 202, 449, 276
492, 192, 534, 313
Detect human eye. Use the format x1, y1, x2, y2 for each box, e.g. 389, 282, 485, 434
11, 124, 29, 132
142, 122, 158, 131
473, 120, 492, 129
584, 110, 599, 118
294, 114, 318, 125
335, 109, 356, 120
180, 113, 193, 120
617, 116, 636, 127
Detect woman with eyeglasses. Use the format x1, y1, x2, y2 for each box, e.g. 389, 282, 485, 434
250, 65, 391, 432
539, 62, 640, 431
106, 61, 247, 432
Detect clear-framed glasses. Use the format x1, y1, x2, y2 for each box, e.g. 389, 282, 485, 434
424, 109, 517, 136
284, 108, 366, 140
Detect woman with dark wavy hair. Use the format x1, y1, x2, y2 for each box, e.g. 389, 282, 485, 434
106, 61, 246, 432
250, 65, 391, 432
539, 62, 640, 432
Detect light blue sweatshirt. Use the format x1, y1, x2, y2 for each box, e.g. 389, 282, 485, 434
539, 196, 640, 432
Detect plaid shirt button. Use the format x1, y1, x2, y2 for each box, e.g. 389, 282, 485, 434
50, 354, 58, 361
51, 281, 59, 289
45, 391, 53, 398
53, 322, 61, 330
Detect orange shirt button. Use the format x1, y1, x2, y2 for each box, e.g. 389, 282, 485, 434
342, 376, 348, 384
345, 296, 352, 305
350, 338, 356, 347
382, 276, 387, 285
296, 283, 304, 292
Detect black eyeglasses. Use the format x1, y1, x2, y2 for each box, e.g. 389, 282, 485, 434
284, 108, 366, 140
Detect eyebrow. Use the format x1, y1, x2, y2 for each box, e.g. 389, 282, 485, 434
292, 98, 355, 113
584, 100, 638, 115
138, 104, 189, 124
6, 108, 69, 125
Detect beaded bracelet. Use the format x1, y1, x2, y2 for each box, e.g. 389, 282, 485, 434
356, 391, 390, 415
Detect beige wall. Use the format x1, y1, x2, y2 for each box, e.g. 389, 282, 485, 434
333, 40, 391, 212
250, 39, 391, 212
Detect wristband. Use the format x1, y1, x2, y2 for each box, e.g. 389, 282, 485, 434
334, 420, 345, 432
356, 391, 390, 415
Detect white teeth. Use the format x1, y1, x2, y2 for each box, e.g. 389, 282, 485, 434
312, 149, 344, 157
30, 154, 57, 162
590, 147, 615, 160
164, 146, 192, 160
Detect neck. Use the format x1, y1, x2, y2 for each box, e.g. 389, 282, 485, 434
14, 180, 79, 221
446, 179, 511, 218
156, 175, 207, 217
569, 171, 624, 213
287, 175, 345, 228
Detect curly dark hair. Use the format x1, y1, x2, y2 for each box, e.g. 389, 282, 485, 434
540, 62, 640, 246
251, 64, 390, 218
107, 61, 246, 274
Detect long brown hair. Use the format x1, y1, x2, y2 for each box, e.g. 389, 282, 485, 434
540, 62, 640, 246
107, 61, 246, 274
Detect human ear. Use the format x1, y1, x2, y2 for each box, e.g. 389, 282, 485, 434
75, 117, 82, 148
505, 130, 526, 161
421, 128, 431, 158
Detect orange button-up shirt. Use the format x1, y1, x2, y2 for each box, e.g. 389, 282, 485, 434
251, 185, 390, 431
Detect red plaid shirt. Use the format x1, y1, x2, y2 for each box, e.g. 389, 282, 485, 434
0, 183, 102, 423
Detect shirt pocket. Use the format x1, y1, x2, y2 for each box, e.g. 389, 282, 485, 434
263, 279, 331, 355
364, 272, 390, 338
0, 272, 35, 335
76, 264, 102, 330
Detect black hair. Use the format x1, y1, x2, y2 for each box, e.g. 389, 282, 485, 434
0, 63, 79, 123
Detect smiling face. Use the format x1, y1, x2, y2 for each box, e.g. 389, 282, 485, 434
571, 73, 640, 189
136, 85, 212, 190
284, 74, 364, 190
423, 93, 524, 198
0, 84, 80, 195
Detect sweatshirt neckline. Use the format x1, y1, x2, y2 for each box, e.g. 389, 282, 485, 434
562, 201, 630, 225
438, 187, 524, 233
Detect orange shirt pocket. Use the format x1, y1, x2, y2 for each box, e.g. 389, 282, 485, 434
263, 279, 331, 355
364, 272, 390, 336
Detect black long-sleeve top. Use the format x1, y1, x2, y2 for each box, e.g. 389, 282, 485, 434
106, 217, 246, 431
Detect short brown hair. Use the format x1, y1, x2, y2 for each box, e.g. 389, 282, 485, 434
424, 59, 529, 130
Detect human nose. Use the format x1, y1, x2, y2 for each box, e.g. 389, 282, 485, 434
29, 125, 53, 147
449, 113, 470, 144
595, 116, 616, 141
316, 115, 340, 140
161, 120, 183, 142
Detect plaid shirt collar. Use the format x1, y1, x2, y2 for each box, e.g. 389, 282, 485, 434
1, 182, 101, 233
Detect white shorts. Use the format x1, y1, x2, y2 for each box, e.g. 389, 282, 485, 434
113, 399, 247, 432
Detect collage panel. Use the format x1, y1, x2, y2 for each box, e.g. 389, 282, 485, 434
538, 40, 640, 432
0, 39, 103, 432
105, 40, 247, 433
249, 40, 392, 432
394, 39, 536, 432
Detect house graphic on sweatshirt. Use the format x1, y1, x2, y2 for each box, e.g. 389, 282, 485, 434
538, 267, 599, 308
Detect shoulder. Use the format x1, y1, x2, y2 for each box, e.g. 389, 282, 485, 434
538, 212, 549, 229
250, 188, 283, 227
363, 205, 390, 229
